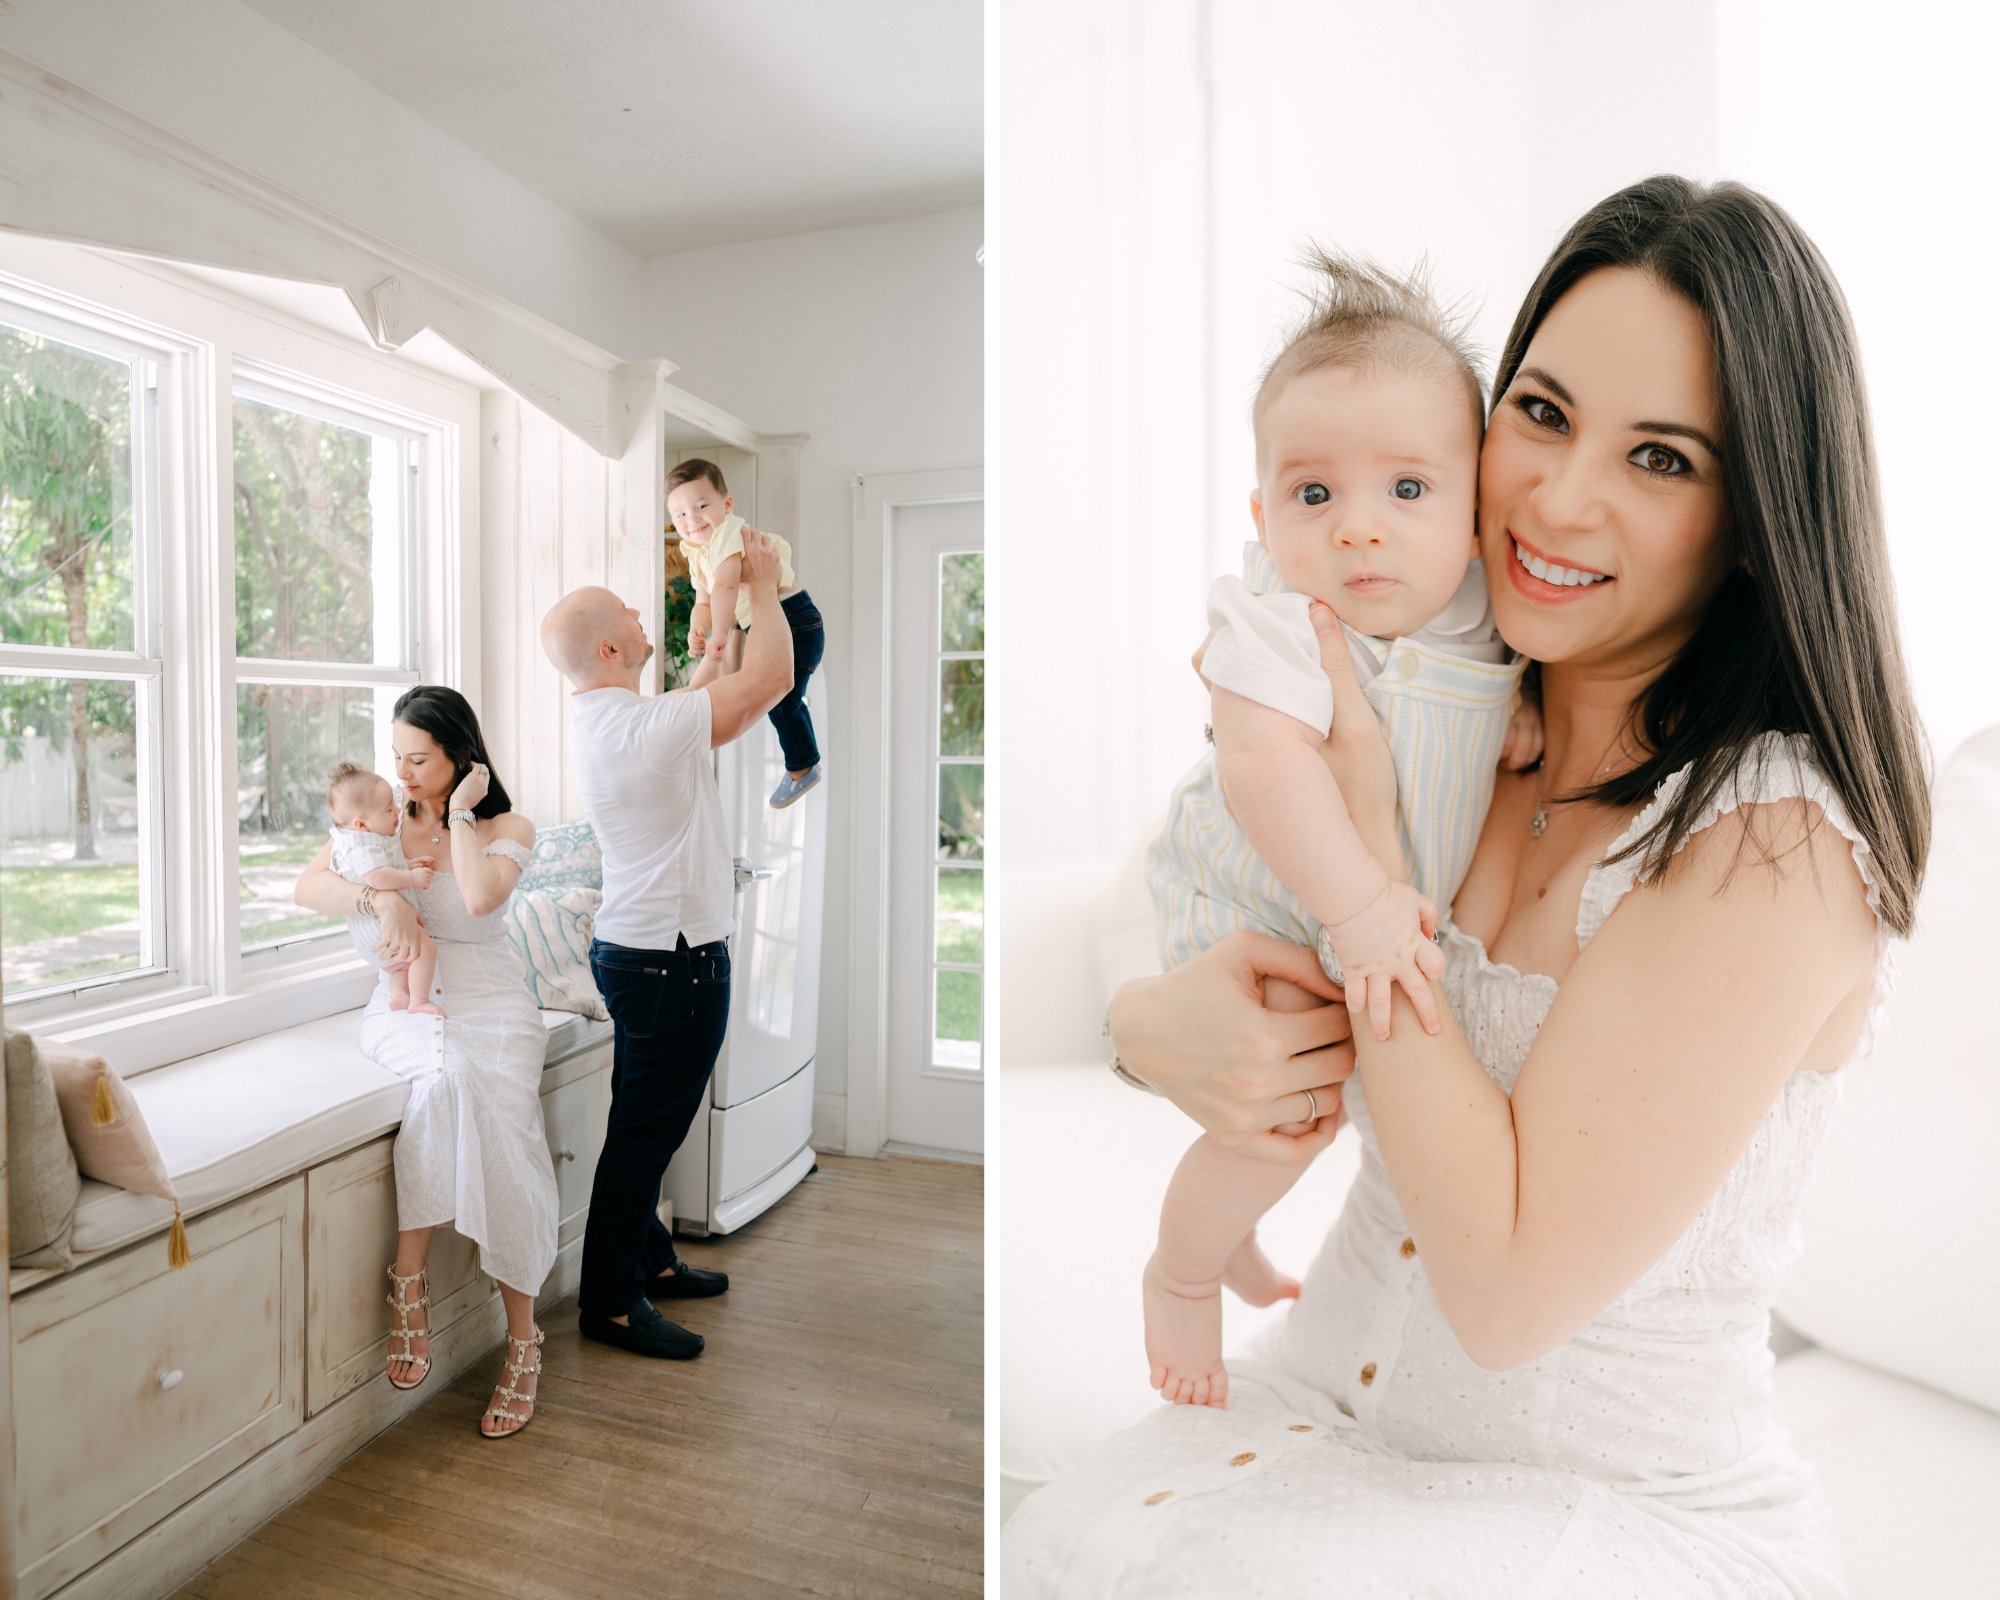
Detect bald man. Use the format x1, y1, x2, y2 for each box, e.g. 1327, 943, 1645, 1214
540, 530, 792, 1360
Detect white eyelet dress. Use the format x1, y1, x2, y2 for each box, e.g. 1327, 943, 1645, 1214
1004, 734, 1893, 1599
359, 838, 559, 1297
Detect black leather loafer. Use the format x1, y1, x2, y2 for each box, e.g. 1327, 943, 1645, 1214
578, 1298, 705, 1360
648, 1262, 729, 1300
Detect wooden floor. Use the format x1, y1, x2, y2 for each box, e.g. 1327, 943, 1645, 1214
170, 1155, 982, 1600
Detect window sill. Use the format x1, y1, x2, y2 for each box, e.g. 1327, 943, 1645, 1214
44, 949, 379, 1078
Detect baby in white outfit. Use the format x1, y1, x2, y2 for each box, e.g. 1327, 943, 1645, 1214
326, 762, 443, 1018
1141, 252, 1541, 1406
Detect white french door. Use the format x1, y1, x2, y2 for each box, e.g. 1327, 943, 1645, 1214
885, 497, 984, 1157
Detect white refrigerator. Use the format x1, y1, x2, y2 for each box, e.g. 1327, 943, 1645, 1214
663, 674, 827, 1235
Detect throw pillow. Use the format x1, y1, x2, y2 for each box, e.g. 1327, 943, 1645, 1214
4, 1030, 81, 1271
506, 886, 609, 1020
513, 819, 603, 898
45, 1040, 189, 1268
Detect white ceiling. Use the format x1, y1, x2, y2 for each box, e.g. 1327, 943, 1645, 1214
236, 0, 983, 259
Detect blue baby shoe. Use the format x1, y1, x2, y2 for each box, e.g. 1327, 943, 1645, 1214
769, 765, 822, 809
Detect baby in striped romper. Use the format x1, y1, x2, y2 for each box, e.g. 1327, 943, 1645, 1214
1141, 253, 1542, 1406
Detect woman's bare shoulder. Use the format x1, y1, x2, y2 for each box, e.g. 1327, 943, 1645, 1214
484, 810, 536, 848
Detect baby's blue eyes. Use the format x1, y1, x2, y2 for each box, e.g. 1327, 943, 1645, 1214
1297, 483, 1330, 506
1392, 478, 1424, 500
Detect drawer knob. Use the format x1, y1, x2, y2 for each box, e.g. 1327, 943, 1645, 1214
158, 1369, 184, 1391
556, 1148, 575, 1162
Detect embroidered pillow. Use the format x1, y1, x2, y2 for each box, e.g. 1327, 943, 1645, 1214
4, 1030, 81, 1271
513, 819, 603, 898
506, 886, 609, 1020
45, 1039, 190, 1266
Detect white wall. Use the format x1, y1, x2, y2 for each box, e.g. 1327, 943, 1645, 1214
0, 0, 644, 356
636, 206, 986, 1149
992, 0, 1725, 1067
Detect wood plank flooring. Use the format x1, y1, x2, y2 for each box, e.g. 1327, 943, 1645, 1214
170, 1155, 982, 1600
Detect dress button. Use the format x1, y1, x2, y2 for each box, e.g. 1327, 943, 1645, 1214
1359, 1363, 1377, 1386
1287, 1424, 1313, 1433
1229, 1452, 1256, 1467
1144, 1490, 1173, 1505
1399, 1238, 1416, 1259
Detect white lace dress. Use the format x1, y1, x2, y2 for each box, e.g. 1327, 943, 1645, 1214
1005, 735, 1889, 1599
360, 838, 559, 1296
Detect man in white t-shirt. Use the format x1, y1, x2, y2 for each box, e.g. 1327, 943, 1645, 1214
538, 529, 792, 1359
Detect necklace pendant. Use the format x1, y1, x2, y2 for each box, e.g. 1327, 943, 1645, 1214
1529, 808, 1548, 839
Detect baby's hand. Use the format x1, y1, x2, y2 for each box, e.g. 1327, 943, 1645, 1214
1325, 881, 1445, 1042
408, 864, 435, 890
704, 631, 728, 661
1501, 697, 1546, 772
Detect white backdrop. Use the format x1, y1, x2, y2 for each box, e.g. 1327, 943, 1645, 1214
992, 0, 2000, 1067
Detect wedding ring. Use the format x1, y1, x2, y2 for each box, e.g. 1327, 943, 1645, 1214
1301, 1087, 1319, 1123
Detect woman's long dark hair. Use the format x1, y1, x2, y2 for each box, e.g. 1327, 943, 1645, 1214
1500, 176, 1929, 935
392, 685, 513, 820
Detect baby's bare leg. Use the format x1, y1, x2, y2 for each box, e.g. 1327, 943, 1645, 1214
404, 933, 446, 1017
384, 956, 413, 1011
1146, 1134, 1310, 1408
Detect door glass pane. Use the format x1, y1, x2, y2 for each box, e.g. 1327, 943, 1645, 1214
935, 867, 982, 964
939, 551, 983, 652
0, 676, 143, 994
0, 324, 135, 652
933, 970, 981, 1069
939, 660, 983, 758
238, 683, 384, 947
937, 764, 983, 860
234, 399, 393, 664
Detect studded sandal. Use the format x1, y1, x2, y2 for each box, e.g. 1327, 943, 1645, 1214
480, 1327, 543, 1440
385, 1265, 432, 1391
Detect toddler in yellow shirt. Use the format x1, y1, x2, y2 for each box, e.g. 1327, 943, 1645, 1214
669, 458, 824, 807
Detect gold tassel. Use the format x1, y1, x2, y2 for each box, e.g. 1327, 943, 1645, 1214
90, 1061, 117, 1127
168, 1204, 191, 1269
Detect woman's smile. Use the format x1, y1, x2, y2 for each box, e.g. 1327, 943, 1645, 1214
1503, 530, 1613, 603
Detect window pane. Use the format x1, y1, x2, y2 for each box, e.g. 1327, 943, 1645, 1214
939, 551, 983, 652
0, 676, 143, 994
234, 400, 389, 664
239, 683, 382, 947
935, 867, 982, 964
0, 325, 134, 653
938, 762, 983, 860
934, 969, 981, 1067
939, 659, 983, 758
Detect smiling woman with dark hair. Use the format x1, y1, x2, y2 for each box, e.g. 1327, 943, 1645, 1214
292, 684, 556, 1441
1005, 177, 1926, 1597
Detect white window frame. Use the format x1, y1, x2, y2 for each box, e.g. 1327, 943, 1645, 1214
0, 242, 473, 1071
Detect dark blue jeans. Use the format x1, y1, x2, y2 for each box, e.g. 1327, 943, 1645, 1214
579, 935, 731, 1318
766, 590, 824, 772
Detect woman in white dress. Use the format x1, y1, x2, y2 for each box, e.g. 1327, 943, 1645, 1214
1004, 177, 1930, 1596
294, 686, 557, 1440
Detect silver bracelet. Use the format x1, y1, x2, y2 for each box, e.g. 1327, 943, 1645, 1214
1104, 1004, 1163, 1096
447, 808, 477, 827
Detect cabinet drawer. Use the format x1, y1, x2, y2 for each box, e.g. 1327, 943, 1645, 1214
12, 1179, 304, 1600
542, 1051, 612, 1243
305, 1136, 488, 1417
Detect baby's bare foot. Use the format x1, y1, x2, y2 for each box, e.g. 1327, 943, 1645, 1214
1143, 1254, 1229, 1408
407, 1000, 446, 1017
1222, 1233, 1302, 1308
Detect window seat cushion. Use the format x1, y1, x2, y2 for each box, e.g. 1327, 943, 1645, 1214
59, 1007, 612, 1263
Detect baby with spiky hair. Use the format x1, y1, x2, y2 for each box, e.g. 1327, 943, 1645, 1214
1142, 251, 1540, 1406
326, 763, 443, 1017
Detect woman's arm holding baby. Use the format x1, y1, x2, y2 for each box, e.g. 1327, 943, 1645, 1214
1211, 684, 1442, 1038
295, 845, 426, 962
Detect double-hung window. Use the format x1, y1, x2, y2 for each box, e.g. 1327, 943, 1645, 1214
0, 312, 163, 999
0, 247, 459, 1053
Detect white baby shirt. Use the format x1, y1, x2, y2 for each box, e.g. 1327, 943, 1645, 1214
329, 825, 399, 884
1148, 543, 1524, 969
